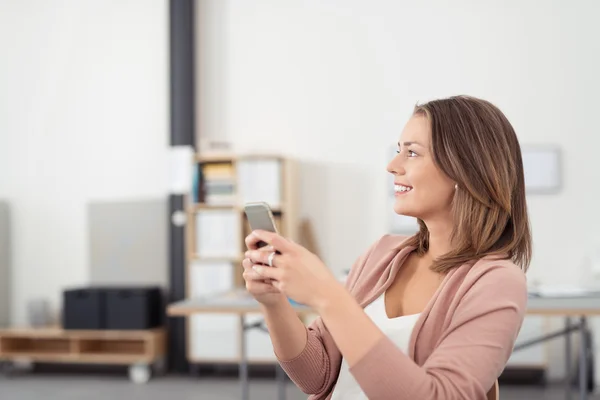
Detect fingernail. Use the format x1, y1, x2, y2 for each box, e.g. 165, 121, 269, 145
252, 266, 261, 274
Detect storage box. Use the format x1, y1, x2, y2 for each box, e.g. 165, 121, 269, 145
105, 287, 162, 330
63, 288, 106, 330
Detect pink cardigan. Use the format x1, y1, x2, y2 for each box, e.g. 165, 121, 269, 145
277, 234, 528, 399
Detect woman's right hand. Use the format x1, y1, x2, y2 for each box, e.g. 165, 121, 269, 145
242, 256, 286, 306
242, 232, 286, 306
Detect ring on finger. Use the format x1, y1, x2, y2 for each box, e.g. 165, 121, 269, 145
267, 251, 276, 267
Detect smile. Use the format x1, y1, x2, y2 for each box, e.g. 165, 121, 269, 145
394, 184, 413, 194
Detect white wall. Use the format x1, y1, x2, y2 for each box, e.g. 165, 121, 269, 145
196, 0, 600, 381
0, 0, 169, 325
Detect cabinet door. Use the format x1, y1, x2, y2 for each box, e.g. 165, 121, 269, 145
189, 314, 241, 361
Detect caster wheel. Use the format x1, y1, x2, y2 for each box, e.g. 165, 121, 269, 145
129, 364, 151, 384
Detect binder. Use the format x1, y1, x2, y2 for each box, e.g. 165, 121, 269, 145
190, 261, 234, 297
195, 209, 240, 258
236, 159, 282, 208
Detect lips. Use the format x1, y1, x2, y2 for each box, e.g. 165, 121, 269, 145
394, 184, 413, 194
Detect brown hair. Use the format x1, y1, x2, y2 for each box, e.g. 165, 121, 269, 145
405, 95, 532, 272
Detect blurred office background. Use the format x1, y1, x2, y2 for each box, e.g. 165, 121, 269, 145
1, 0, 599, 399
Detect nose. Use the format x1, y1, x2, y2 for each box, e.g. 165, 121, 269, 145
386, 153, 405, 176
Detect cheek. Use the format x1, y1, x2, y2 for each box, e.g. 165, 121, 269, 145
405, 173, 454, 211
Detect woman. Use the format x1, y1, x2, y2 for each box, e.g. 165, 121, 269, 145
242, 95, 530, 399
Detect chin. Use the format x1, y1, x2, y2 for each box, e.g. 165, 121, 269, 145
393, 204, 418, 219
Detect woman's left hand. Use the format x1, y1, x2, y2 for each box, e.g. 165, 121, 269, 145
244, 230, 341, 310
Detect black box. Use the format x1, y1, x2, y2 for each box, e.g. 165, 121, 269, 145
105, 287, 163, 330
63, 288, 106, 330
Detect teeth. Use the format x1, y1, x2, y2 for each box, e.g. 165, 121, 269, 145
394, 185, 412, 193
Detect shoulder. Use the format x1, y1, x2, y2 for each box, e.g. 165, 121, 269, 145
451, 257, 528, 313
464, 257, 527, 290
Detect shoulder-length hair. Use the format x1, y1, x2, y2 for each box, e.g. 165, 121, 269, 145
404, 95, 532, 272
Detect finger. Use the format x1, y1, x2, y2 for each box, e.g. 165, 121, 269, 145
247, 280, 280, 293
243, 268, 268, 281
245, 249, 280, 266
271, 280, 283, 291
245, 232, 275, 250
242, 258, 254, 270
253, 265, 283, 281
252, 230, 294, 253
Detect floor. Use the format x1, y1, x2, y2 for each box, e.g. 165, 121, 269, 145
0, 371, 598, 400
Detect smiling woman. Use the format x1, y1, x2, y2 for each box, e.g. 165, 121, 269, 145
242, 95, 530, 400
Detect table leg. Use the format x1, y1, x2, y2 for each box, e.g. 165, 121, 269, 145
579, 316, 588, 400
240, 315, 249, 400
276, 362, 286, 400
566, 317, 572, 400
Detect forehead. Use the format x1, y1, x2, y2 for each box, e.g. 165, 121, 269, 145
399, 115, 431, 144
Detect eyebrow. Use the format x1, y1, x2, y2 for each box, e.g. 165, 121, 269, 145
398, 141, 425, 148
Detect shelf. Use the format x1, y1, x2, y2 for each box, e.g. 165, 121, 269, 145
195, 153, 237, 164
195, 153, 285, 164
190, 203, 284, 213
192, 203, 239, 211
1, 337, 70, 354
185, 153, 300, 364
0, 328, 165, 366
79, 339, 146, 356
0, 327, 162, 340
190, 255, 242, 264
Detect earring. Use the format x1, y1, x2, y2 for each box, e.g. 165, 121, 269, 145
454, 183, 458, 190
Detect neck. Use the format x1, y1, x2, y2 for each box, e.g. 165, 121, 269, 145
423, 217, 453, 261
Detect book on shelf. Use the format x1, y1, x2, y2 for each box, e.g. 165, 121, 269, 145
199, 162, 236, 206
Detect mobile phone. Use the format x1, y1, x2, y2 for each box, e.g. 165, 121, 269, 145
243, 202, 278, 249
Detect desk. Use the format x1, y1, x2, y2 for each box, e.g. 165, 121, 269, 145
167, 290, 313, 400
170, 291, 600, 400
514, 294, 600, 400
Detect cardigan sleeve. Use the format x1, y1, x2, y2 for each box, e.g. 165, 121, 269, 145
348, 264, 528, 400
276, 238, 380, 396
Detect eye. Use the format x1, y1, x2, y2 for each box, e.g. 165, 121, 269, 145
407, 150, 418, 157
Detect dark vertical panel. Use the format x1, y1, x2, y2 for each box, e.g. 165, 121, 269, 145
168, 194, 187, 372
168, 0, 196, 373
170, 0, 196, 148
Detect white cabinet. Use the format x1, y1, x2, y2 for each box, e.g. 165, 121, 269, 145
188, 261, 238, 361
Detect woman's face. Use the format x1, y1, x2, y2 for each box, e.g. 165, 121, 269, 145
386, 115, 456, 221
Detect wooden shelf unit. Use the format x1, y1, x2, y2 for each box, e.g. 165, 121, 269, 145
0, 327, 166, 382
185, 153, 300, 364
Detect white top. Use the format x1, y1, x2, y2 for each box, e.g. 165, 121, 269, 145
330, 293, 421, 400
